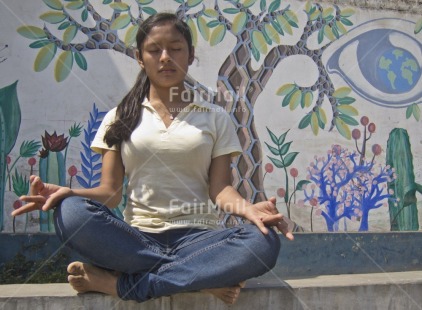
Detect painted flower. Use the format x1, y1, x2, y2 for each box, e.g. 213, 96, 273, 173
13, 200, 22, 210
372, 144, 382, 156
28, 157, 36, 166
39, 148, 49, 159
265, 163, 274, 173
6, 155, 11, 165
277, 188, 286, 198
290, 168, 298, 178
68, 165, 78, 177
41, 131, 68, 152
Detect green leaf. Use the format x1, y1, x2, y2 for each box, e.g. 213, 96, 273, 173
74, 51, 87, 71
304, 1, 312, 14
268, 0, 280, 13
110, 3, 130, 12
34, 43, 57, 72
283, 152, 299, 167
338, 96, 355, 105
285, 10, 299, 25
197, 16, 209, 41
232, 12, 247, 34
340, 18, 353, 26
111, 14, 131, 30
267, 156, 284, 168
266, 127, 279, 145
43, 0, 63, 10
187, 18, 198, 46
40, 11, 67, 24
210, 24, 226, 46
302, 91, 313, 108
335, 118, 351, 139
103, 0, 113, 4
333, 86, 351, 98
322, 7, 334, 20
66, 1, 84, 10
406, 105, 413, 119
17, 26, 47, 39
223, 8, 241, 14
142, 6, 157, 15
252, 30, 267, 54
207, 20, 220, 28
264, 24, 280, 44
276, 15, 292, 35
29, 40, 52, 49
310, 9, 320, 21
340, 8, 355, 17
251, 44, 260, 61
337, 105, 358, 116
317, 108, 327, 126
338, 114, 359, 126
187, 0, 203, 8
204, 9, 218, 18
81, 9, 88, 22
279, 141, 292, 156
298, 114, 311, 129
415, 17, 422, 34
277, 130, 288, 146
276, 84, 297, 96
324, 25, 335, 41
63, 25, 78, 44
310, 112, 319, 135
124, 24, 138, 47
54, 50, 74, 82
20, 140, 42, 157
137, 0, 153, 4
265, 142, 280, 155
58, 21, 71, 30
271, 20, 284, 35
260, 0, 266, 11
12, 170, 29, 197
413, 103, 421, 121
282, 88, 295, 107
69, 123, 83, 137
296, 180, 311, 191
332, 24, 340, 39
261, 28, 272, 45
317, 28, 324, 44
335, 20, 347, 34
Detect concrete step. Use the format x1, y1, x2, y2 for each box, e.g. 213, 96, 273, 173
1, 271, 422, 310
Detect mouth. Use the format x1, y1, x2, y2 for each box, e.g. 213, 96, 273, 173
159, 67, 176, 73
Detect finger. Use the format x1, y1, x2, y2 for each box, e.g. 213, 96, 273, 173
267, 197, 279, 214
261, 213, 283, 225
251, 218, 269, 235
29, 176, 44, 196
276, 220, 294, 241
11, 202, 40, 216
20, 195, 47, 204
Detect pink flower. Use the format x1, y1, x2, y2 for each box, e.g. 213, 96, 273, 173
13, 200, 22, 210
265, 163, 274, 173
310, 197, 318, 207
290, 168, 298, 178
68, 165, 78, 177
277, 188, 286, 198
28, 157, 36, 166
6, 155, 11, 165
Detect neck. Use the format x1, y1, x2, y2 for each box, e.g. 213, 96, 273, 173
149, 84, 191, 107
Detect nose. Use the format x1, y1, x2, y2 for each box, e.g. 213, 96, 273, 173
160, 49, 171, 62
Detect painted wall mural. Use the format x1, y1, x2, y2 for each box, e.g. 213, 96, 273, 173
0, 0, 421, 233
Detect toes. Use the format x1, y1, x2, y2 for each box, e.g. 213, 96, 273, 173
67, 261, 84, 275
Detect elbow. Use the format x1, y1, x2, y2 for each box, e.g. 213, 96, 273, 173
106, 190, 123, 209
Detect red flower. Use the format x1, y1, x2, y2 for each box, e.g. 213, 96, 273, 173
265, 163, 274, 173
277, 188, 286, 198
68, 165, 78, 177
39, 148, 49, 159
13, 200, 22, 210
28, 157, 36, 166
310, 198, 318, 207
42, 131, 68, 152
290, 168, 298, 178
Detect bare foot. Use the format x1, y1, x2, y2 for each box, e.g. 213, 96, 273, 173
67, 261, 118, 296
202, 281, 246, 304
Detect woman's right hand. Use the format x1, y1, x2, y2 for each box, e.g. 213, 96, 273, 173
11, 175, 72, 216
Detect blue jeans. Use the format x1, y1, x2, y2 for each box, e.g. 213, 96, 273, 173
54, 196, 281, 302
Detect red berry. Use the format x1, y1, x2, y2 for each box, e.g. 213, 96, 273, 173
277, 188, 286, 198
265, 163, 274, 173
310, 197, 318, 207
13, 200, 22, 210
360, 116, 369, 126
68, 165, 78, 177
28, 157, 36, 166
372, 144, 382, 155
290, 168, 298, 178
352, 129, 361, 140
368, 123, 376, 133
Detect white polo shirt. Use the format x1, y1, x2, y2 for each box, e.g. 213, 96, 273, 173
91, 99, 242, 233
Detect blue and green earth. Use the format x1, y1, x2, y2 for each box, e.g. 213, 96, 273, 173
378, 48, 420, 94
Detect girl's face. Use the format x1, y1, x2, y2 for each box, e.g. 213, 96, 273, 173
137, 22, 194, 91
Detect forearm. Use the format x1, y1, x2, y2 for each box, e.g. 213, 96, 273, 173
70, 185, 123, 209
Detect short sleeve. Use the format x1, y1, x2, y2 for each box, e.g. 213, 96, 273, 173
91, 108, 119, 154
212, 111, 242, 158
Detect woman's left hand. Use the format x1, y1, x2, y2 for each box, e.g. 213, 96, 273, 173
244, 197, 294, 240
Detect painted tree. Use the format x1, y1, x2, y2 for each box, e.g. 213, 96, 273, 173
17, 0, 360, 205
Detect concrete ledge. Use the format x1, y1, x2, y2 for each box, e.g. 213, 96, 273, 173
1, 271, 422, 310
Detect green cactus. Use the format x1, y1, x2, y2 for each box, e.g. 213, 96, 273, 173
0, 81, 21, 231
386, 128, 421, 231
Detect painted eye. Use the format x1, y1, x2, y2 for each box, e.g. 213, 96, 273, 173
325, 18, 422, 108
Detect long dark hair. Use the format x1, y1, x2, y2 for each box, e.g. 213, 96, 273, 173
104, 13, 193, 148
